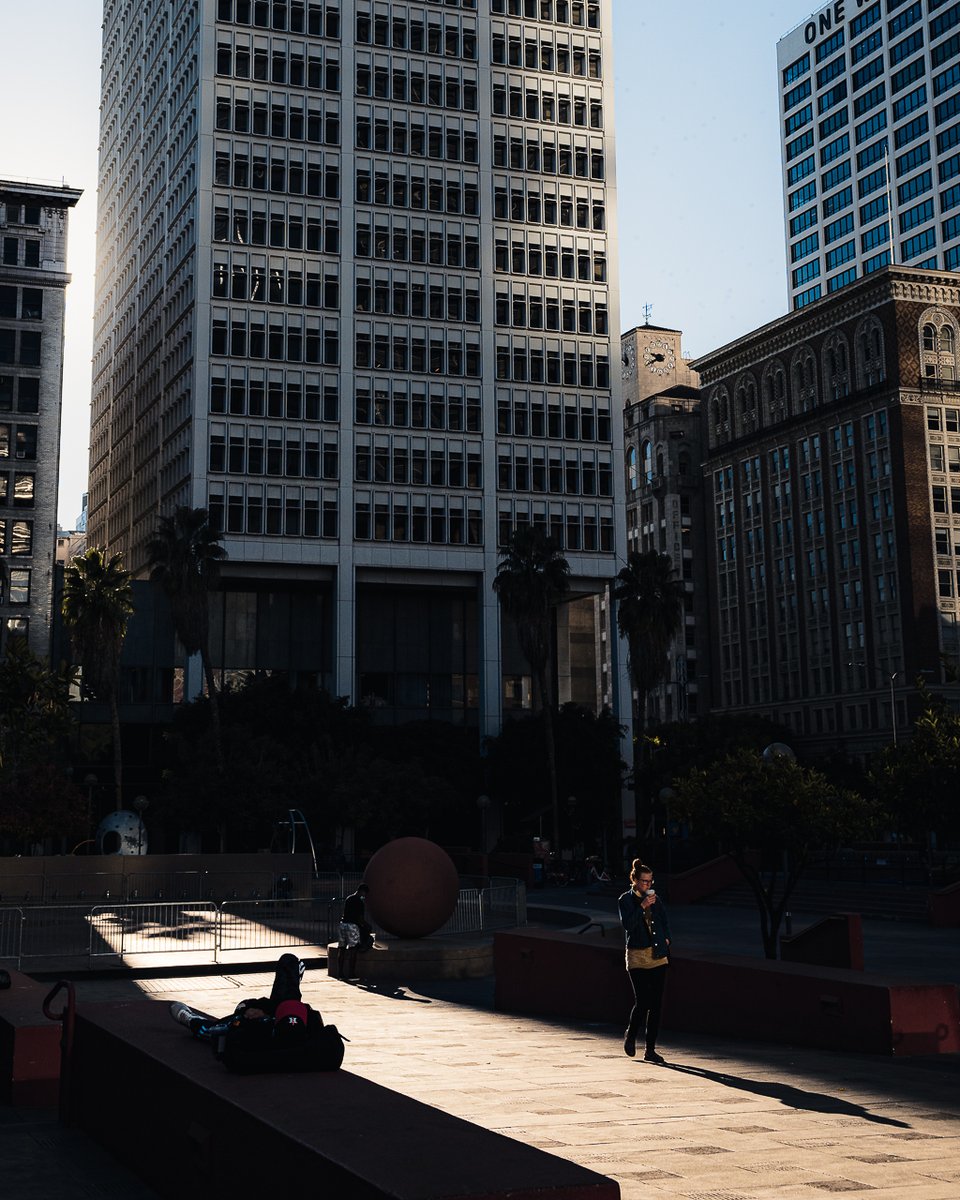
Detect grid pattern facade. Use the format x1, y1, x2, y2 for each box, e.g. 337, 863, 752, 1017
778, 0, 960, 310
88, 0, 626, 732
0, 181, 81, 659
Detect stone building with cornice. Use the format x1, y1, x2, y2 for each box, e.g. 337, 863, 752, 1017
694, 265, 960, 755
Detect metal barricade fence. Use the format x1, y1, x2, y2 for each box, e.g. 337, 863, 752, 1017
0, 880, 527, 966
20, 905, 97, 961
481, 884, 526, 930
89, 902, 219, 959
0, 908, 23, 964
218, 899, 326, 957
437, 888, 482, 935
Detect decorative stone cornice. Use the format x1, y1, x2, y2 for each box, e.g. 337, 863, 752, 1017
693, 267, 960, 385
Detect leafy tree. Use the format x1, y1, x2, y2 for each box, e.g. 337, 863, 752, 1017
613, 550, 685, 731
145, 507, 227, 771
493, 526, 570, 850
675, 748, 875, 958
870, 691, 960, 846
0, 641, 85, 847
157, 676, 473, 854
62, 548, 134, 809
0, 639, 76, 772
486, 703, 625, 858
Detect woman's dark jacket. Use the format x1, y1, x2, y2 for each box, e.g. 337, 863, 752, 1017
618, 889, 671, 960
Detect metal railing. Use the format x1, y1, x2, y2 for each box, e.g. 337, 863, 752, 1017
89, 903, 219, 959
0, 880, 526, 969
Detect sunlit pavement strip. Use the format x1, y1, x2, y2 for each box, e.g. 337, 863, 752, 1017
62, 968, 960, 1200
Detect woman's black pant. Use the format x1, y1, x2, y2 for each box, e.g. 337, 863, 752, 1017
627, 965, 667, 1050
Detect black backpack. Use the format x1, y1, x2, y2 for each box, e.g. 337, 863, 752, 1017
216, 1012, 346, 1074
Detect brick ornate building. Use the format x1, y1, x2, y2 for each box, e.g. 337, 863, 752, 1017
694, 265, 960, 755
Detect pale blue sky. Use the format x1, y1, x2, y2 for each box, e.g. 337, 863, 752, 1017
3, 0, 812, 526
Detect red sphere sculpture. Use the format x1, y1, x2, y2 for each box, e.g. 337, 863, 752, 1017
364, 838, 460, 938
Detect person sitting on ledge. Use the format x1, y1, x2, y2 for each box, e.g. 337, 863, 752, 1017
337, 883, 373, 981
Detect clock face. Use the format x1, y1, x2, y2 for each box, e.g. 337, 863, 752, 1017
621, 340, 637, 380
643, 337, 677, 377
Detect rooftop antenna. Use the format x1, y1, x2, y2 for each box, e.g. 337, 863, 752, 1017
643, 303, 654, 326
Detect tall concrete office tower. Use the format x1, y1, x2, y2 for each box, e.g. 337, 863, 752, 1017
1, 179, 82, 659
89, 0, 628, 737
778, 0, 960, 310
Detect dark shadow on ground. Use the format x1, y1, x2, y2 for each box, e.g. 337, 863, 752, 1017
659, 1061, 911, 1127
353, 981, 432, 1003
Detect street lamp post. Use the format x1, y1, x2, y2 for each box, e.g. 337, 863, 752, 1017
847, 662, 899, 745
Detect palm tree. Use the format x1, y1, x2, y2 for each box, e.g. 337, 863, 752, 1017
62, 548, 134, 810
145, 506, 227, 772
493, 526, 570, 850
614, 550, 685, 730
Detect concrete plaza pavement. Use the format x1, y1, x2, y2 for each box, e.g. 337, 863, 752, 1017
4, 893, 959, 1199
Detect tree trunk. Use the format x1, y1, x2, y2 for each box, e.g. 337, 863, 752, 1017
540, 663, 560, 851
110, 688, 123, 811
201, 643, 225, 775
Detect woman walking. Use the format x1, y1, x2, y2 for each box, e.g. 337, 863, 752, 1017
618, 860, 670, 1063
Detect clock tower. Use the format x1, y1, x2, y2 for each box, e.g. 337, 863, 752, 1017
620, 324, 697, 405
621, 323, 708, 725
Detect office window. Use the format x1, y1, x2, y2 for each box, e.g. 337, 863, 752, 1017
902, 227, 937, 259
789, 180, 818, 210
824, 213, 855, 243
900, 198, 934, 232
819, 107, 849, 139
861, 222, 890, 252
854, 82, 886, 116
783, 52, 810, 86
828, 266, 857, 292
859, 194, 889, 224
931, 2, 960, 42
826, 240, 856, 269
854, 53, 885, 91
821, 133, 850, 165
898, 168, 932, 202
851, 2, 881, 39
823, 184, 853, 216
785, 103, 813, 136
822, 160, 852, 192
895, 113, 929, 149
864, 249, 892, 273
895, 140, 931, 176
934, 61, 960, 97
817, 30, 845, 63
889, 31, 924, 69
855, 110, 887, 144
893, 83, 927, 121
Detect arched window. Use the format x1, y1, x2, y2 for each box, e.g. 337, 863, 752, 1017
855, 316, 885, 389
678, 450, 690, 475
919, 308, 960, 381
790, 346, 817, 413
762, 360, 787, 423
709, 386, 731, 446
656, 448, 664, 477
734, 372, 758, 435
627, 445, 638, 490
822, 332, 851, 400
641, 439, 653, 482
